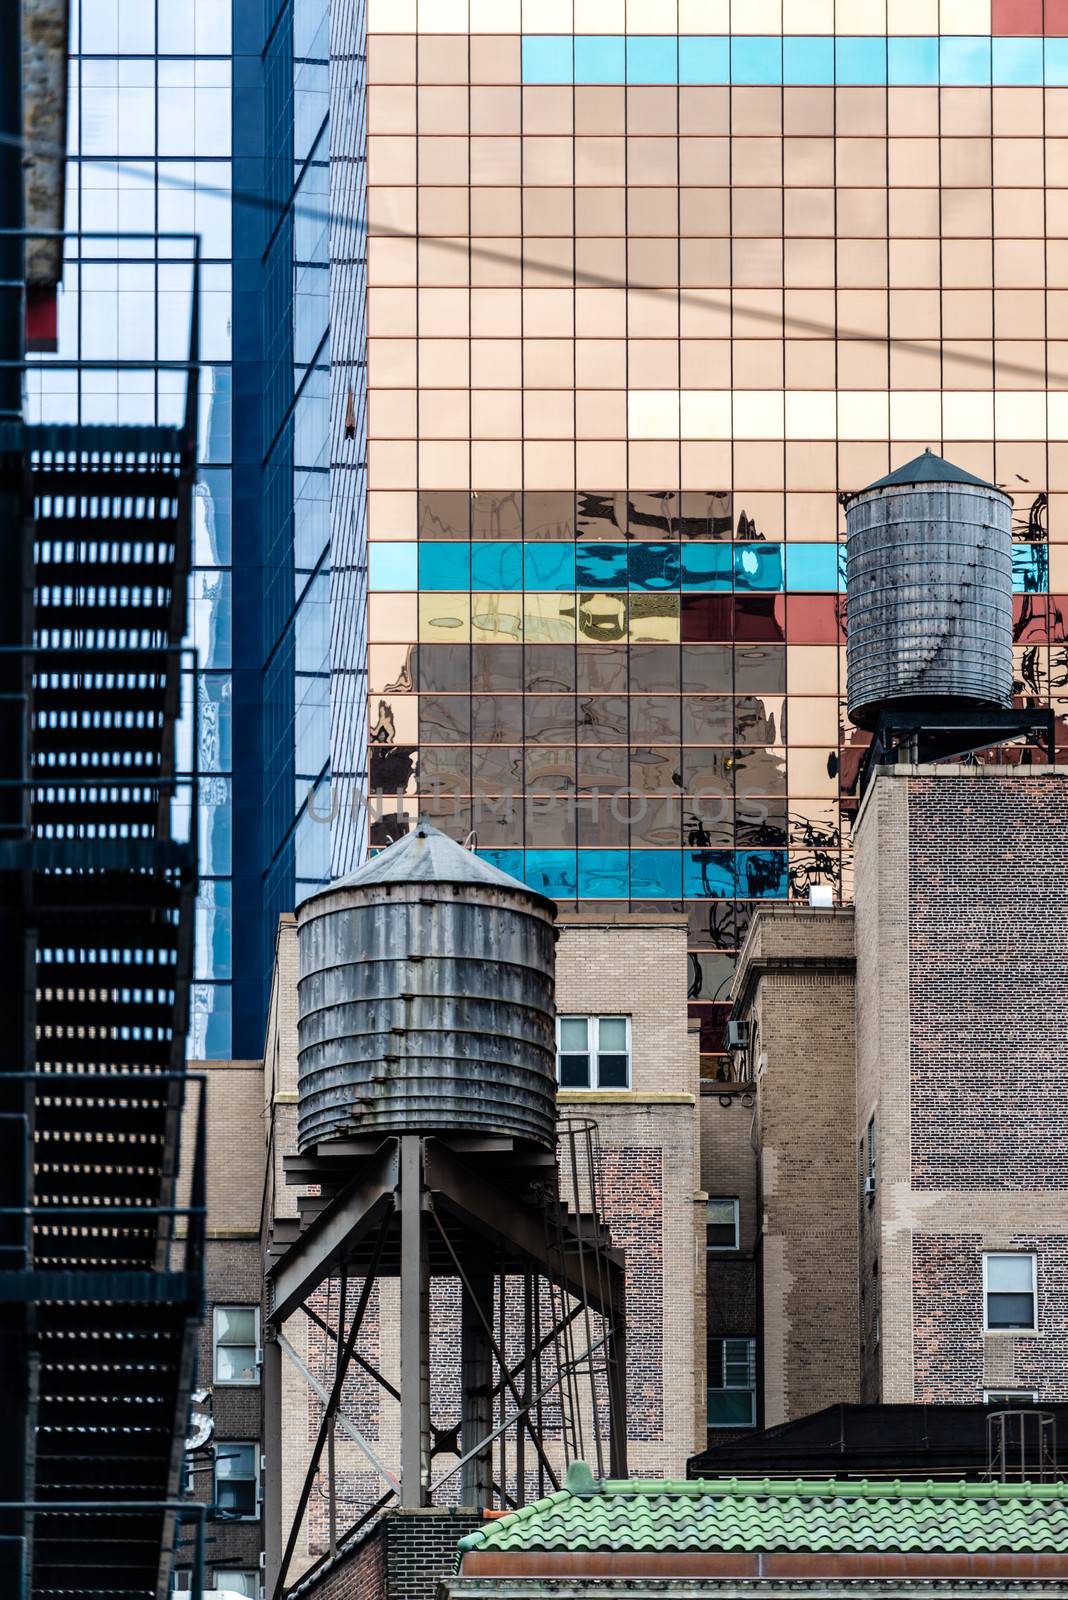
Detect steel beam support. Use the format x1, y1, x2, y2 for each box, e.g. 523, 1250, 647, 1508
429, 1202, 560, 1494
399, 1136, 429, 1508
266, 1139, 398, 1324
262, 1335, 282, 1597
459, 1270, 493, 1508
424, 1139, 623, 1316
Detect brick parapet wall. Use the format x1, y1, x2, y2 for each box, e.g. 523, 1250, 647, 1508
296, 1512, 482, 1600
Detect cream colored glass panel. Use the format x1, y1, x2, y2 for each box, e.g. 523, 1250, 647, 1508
472, 593, 524, 643
525, 593, 577, 644
419, 593, 471, 642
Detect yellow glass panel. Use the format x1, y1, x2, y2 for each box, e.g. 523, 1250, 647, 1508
471, 592, 524, 642
524, 592, 577, 643
630, 592, 680, 643
578, 591, 628, 642
418, 592, 470, 642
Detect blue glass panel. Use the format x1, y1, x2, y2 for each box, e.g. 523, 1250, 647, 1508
629, 543, 681, 590
679, 36, 729, 84
472, 542, 522, 591
786, 542, 838, 591
190, 982, 233, 1060
1047, 40, 1068, 87
992, 37, 1043, 86
888, 36, 938, 86
369, 541, 417, 591
739, 850, 789, 898
577, 543, 629, 588
838, 544, 848, 592
632, 849, 683, 899
525, 848, 577, 899
682, 543, 733, 591
522, 35, 573, 83
684, 850, 735, 898
1013, 544, 1048, 594
783, 36, 834, 85
575, 35, 625, 83
419, 542, 471, 590
735, 543, 784, 592
730, 36, 782, 85
835, 36, 886, 85
479, 849, 525, 881
627, 35, 678, 84
525, 543, 575, 590
578, 849, 629, 897
940, 36, 991, 87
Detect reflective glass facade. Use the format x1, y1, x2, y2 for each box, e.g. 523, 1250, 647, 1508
32, 0, 236, 1056
364, 0, 1067, 1072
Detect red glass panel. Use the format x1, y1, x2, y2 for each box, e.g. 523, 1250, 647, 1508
991, 0, 1043, 31
786, 593, 839, 644
734, 595, 786, 642
681, 594, 733, 641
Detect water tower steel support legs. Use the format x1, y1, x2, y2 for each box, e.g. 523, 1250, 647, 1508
399, 1136, 429, 1508
263, 1335, 282, 1596
460, 1270, 494, 1508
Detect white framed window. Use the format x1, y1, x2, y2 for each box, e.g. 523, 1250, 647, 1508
556, 1016, 630, 1090
706, 1197, 739, 1251
171, 1574, 192, 1595
214, 1573, 259, 1598
707, 1337, 756, 1429
213, 1442, 260, 1520
213, 1306, 260, 1385
984, 1253, 1037, 1332
984, 1390, 1039, 1405
865, 1115, 876, 1194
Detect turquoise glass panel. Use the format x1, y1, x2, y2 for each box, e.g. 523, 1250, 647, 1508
419, 542, 471, 590
836, 36, 886, 84
369, 542, 416, 591
786, 543, 838, 591
783, 36, 834, 85
525, 849, 577, 899
1013, 544, 1048, 594
577, 543, 629, 588
992, 37, 1043, 86
578, 849, 629, 897
575, 35, 625, 83
472, 542, 522, 591
679, 36, 729, 84
525, 543, 575, 590
629, 544, 681, 591
684, 850, 735, 899
522, 35, 572, 83
735, 543, 784, 593
631, 850, 683, 899
739, 850, 789, 898
627, 35, 678, 83
730, 36, 781, 85
479, 849, 524, 881
681, 543, 733, 591
1047, 39, 1068, 86
888, 36, 938, 85
940, 36, 991, 86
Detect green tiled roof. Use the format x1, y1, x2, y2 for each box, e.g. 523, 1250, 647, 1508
456, 1463, 1068, 1560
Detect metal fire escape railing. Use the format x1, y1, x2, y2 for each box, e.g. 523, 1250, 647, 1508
0, 232, 206, 1600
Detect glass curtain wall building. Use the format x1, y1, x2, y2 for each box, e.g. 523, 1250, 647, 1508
30, 0, 235, 1056
363, 0, 1066, 1071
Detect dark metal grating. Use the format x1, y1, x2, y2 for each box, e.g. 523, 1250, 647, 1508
0, 412, 205, 1600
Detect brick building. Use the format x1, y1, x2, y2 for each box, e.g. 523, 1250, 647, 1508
175, 1060, 267, 1595
186, 905, 703, 1594
723, 764, 1068, 1428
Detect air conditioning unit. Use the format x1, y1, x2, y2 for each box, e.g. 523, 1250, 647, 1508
726, 1020, 749, 1052
862, 1175, 876, 1197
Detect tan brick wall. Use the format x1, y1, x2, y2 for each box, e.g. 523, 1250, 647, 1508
733, 907, 860, 1426
554, 916, 705, 1461
856, 766, 1068, 1407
